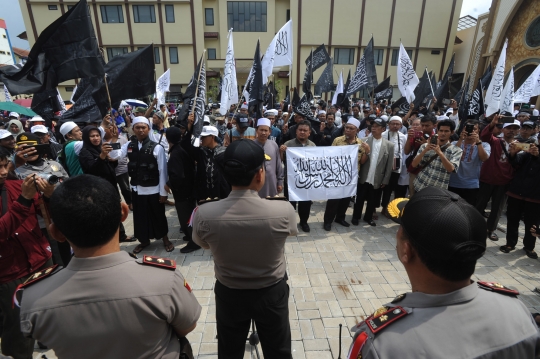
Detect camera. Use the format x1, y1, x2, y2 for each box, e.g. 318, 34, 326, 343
36, 173, 59, 185
465, 124, 475, 135
430, 134, 438, 145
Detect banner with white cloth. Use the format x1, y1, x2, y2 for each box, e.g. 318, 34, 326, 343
286, 145, 358, 201
485, 39, 507, 117
514, 63, 540, 102
261, 20, 293, 82
499, 67, 514, 114
156, 68, 171, 106
220, 29, 238, 115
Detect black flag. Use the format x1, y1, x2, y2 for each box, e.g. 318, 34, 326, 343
338, 70, 351, 110
480, 62, 492, 90
374, 77, 392, 101
373, 76, 390, 94
468, 79, 484, 119
244, 40, 264, 118
61, 81, 103, 124
305, 44, 330, 72
434, 53, 455, 101
315, 58, 334, 95
392, 97, 410, 112
412, 70, 432, 109
282, 92, 290, 112
92, 45, 155, 117
178, 55, 206, 140
291, 88, 301, 109
457, 76, 471, 126
347, 37, 378, 95
303, 51, 314, 99
0, 0, 104, 95
294, 93, 317, 122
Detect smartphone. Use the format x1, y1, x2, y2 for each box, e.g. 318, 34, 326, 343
499, 116, 515, 124
28, 144, 50, 157
414, 131, 423, 139
465, 124, 475, 135
109, 142, 121, 150
515, 143, 530, 151
430, 134, 438, 145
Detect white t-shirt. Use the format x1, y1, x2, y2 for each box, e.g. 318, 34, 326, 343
366, 137, 382, 185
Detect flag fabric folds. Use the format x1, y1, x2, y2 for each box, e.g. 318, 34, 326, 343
303, 51, 314, 99
180, 55, 207, 143
315, 58, 334, 95
305, 44, 330, 72
3, 85, 11, 102
412, 69, 432, 109
433, 53, 455, 101
243, 40, 264, 118
0, 0, 104, 95
514, 64, 540, 103
272, 20, 293, 68
485, 40, 507, 117
396, 43, 419, 103
499, 67, 514, 114
156, 69, 171, 106
457, 76, 470, 122
347, 37, 377, 96
220, 29, 239, 115
332, 71, 344, 106
468, 79, 484, 119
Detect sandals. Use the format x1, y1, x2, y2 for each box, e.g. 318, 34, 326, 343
525, 249, 538, 259
133, 243, 150, 254
499, 245, 515, 253
120, 236, 136, 243
163, 238, 175, 252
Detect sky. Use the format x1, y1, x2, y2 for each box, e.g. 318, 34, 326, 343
1, 0, 493, 51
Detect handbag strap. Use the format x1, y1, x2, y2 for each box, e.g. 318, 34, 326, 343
418, 144, 450, 171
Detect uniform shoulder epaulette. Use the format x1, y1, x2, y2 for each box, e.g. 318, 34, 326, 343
365, 305, 408, 334
13, 264, 62, 307
478, 281, 519, 296
391, 293, 406, 303
265, 195, 288, 201
138, 255, 176, 270
198, 197, 220, 205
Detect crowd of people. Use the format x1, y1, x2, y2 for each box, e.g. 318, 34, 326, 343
1, 90, 539, 359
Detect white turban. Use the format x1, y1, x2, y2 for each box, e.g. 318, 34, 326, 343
389, 116, 402, 124
347, 118, 361, 129
264, 109, 278, 116
257, 118, 271, 127
132, 116, 151, 127
59, 121, 78, 137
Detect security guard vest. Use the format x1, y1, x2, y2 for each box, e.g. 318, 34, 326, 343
127, 137, 159, 187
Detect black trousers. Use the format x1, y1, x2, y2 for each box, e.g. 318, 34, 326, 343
475, 182, 508, 232
290, 201, 311, 224
172, 193, 196, 242
116, 172, 132, 205
381, 172, 401, 209
448, 186, 478, 206
394, 184, 408, 199
215, 279, 292, 359
353, 182, 376, 221
505, 196, 540, 250
0, 259, 53, 359
323, 198, 350, 224
132, 191, 168, 245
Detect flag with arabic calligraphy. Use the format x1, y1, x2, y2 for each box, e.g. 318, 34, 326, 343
397, 43, 419, 103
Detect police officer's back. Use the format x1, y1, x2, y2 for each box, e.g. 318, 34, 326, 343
19, 175, 201, 359
348, 187, 540, 359
193, 139, 298, 359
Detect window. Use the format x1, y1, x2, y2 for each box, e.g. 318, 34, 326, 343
100, 5, 124, 23
133, 5, 156, 23
6, 52, 10, 55
205, 8, 214, 25
0, 51, 5, 55
165, 5, 175, 23
169, 47, 178, 64
106, 47, 128, 61
373, 49, 384, 66
65, 87, 74, 92
2, 35, 6, 38
208, 48, 216, 60
334, 48, 354, 65
154, 47, 160, 64
48, 5, 57, 10
227, 2, 267, 32
391, 49, 413, 66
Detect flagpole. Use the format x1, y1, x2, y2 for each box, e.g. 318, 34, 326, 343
191, 50, 207, 116
426, 66, 435, 97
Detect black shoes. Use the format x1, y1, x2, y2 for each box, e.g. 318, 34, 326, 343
180, 241, 201, 253
323, 223, 332, 231
364, 219, 376, 226
351, 218, 359, 226
300, 222, 311, 232
488, 231, 499, 241
335, 219, 350, 227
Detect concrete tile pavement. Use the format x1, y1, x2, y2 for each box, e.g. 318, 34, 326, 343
31, 200, 539, 359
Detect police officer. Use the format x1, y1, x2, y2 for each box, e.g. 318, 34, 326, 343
19, 175, 201, 359
192, 139, 298, 359
347, 187, 540, 359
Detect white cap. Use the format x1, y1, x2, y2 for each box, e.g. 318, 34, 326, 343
256, 118, 271, 127
31, 125, 48, 134
203, 115, 210, 124
59, 121, 78, 137
0, 130, 13, 139
503, 120, 521, 129
200, 125, 219, 137
531, 105, 535, 108
380, 115, 389, 121
437, 115, 450, 121
241, 102, 248, 110
132, 116, 151, 127
264, 109, 278, 116
347, 118, 361, 129
8, 112, 19, 118
28, 116, 45, 122
389, 116, 402, 124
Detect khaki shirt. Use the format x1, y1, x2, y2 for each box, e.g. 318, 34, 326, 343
349, 283, 540, 359
331, 135, 365, 172
20, 251, 201, 359
193, 189, 298, 289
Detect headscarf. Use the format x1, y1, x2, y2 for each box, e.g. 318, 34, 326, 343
82, 126, 102, 158
6, 119, 24, 136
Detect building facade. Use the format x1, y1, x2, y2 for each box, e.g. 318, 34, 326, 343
18, 0, 462, 103
0, 19, 16, 67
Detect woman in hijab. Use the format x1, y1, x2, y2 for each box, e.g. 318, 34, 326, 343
6, 119, 24, 137
79, 126, 135, 242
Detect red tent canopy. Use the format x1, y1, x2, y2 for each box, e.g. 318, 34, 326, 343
14, 99, 32, 108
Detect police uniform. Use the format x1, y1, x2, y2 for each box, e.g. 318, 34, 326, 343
14, 160, 68, 182
192, 140, 298, 359
348, 283, 540, 358
19, 251, 201, 359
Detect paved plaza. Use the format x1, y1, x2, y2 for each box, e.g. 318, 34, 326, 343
33, 199, 540, 359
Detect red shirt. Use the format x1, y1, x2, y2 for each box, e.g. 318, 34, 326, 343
0, 180, 51, 284
479, 125, 515, 186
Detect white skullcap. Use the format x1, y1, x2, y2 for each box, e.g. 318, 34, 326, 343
28, 116, 45, 122
59, 121, 78, 137
282, 112, 289, 116
31, 125, 48, 134
318, 110, 327, 115
347, 118, 361, 129
389, 116, 402, 123
264, 109, 278, 116
241, 102, 248, 109
8, 112, 19, 118
380, 115, 388, 121
257, 118, 271, 127
132, 116, 151, 127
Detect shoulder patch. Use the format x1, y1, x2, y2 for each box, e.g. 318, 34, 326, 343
265, 195, 288, 201
366, 306, 407, 334
22, 264, 60, 288
391, 293, 406, 303
348, 331, 368, 359
141, 255, 176, 270
478, 281, 519, 296
198, 197, 220, 205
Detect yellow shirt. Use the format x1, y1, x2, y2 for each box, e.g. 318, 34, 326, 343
332, 135, 366, 172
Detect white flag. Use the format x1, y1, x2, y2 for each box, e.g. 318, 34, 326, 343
273, 20, 293, 68
4, 85, 11, 102
57, 88, 67, 114
156, 69, 171, 106
220, 29, 239, 116
485, 39, 507, 117
514, 64, 540, 103
499, 67, 514, 114
397, 43, 419, 103
70, 84, 78, 103
531, 64, 540, 97
332, 71, 344, 105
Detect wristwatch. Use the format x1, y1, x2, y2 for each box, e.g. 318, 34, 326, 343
476, 141, 482, 146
